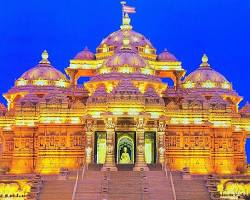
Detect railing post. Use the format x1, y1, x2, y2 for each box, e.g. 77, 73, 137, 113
72, 169, 79, 200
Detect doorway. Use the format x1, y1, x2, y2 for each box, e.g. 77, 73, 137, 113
116, 132, 135, 165
145, 132, 156, 164
94, 132, 107, 164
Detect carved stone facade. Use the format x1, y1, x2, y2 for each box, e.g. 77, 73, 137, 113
0, 12, 249, 175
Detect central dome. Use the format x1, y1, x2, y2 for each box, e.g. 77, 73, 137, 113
96, 14, 156, 59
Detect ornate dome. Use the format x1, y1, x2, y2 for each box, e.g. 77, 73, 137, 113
15, 51, 69, 88
96, 14, 156, 57
104, 48, 148, 69
157, 49, 177, 62
98, 39, 152, 75
74, 47, 95, 60
183, 54, 232, 90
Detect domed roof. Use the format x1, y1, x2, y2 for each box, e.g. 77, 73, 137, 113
183, 54, 232, 90
97, 14, 156, 55
157, 49, 177, 62
74, 47, 95, 60
16, 51, 69, 87
104, 46, 148, 69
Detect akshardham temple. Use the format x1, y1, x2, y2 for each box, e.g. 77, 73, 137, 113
1, 6, 250, 200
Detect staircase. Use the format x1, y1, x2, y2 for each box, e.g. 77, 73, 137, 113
74, 170, 103, 200
146, 171, 174, 200
39, 179, 75, 200
172, 171, 211, 200
106, 171, 150, 200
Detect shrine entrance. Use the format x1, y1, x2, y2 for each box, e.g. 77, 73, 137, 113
94, 132, 107, 164
116, 132, 135, 165
145, 132, 156, 164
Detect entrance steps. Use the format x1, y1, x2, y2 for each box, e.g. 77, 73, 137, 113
39, 173, 76, 200
146, 171, 174, 200
106, 171, 150, 200
172, 171, 211, 200
75, 170, 103, 200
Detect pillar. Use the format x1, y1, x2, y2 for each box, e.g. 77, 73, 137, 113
85, 120, 94, 165
102, 117, 117, 171
133, 117, 149, 171
157, 121, 166, 165
174, 71, 182, 90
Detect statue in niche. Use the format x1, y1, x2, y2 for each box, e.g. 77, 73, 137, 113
120, 147, 131, 164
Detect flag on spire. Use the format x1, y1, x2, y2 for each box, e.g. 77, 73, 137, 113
123, 5, 136, 14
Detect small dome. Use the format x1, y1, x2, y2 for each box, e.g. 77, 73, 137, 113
157, 49, 177, 62
240, 102, 250, 116
183, 54, 232, 90
16, 51, 69, 88
74, 47, 95, 60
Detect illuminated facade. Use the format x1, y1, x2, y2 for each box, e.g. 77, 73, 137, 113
0, 12, 250, 175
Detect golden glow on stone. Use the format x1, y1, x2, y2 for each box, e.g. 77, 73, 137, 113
55, 79, 69, 88
183, 81, 195, 89
202, 80, 216, 88
128, 108, 139, 116
222, 81, 231, 89
0, 181, 31, 199
212, 121, 231, 128
151, 112, 160, 119
99, 67, 110, 74
118, 66, 133, 74
113, 108, 123, 115
16, 78, 28, 86
194, 118, 203, 125
217, 179, 250, 197
33, 79, 49, 86
71, 117, 81, 124
91, 112, 101, 118
141, 68, 154, 75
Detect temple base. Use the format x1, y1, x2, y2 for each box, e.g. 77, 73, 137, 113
101, 165, 118, 172
133, 164, 149, 172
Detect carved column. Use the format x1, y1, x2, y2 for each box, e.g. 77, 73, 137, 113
133, 117, 149, 171
85, 119, 94, 165
174, 71, 182, 90
157, 120, 166, 165
66, 69, 78, 86
101, 117, 117, 171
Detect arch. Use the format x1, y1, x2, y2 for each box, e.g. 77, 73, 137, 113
117, 134, 134, 164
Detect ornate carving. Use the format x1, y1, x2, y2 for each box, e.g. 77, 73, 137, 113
136, 118, 144, 129
106, 118, 115, 129
85, 119, 94, 132
158, 121, 166, 132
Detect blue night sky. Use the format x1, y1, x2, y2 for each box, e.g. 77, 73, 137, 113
1, 0, 250, 161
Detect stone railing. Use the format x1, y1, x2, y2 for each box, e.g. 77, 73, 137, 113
163, 164, 176, 200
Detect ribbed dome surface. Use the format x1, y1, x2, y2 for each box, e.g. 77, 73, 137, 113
74, 47, 95, 60
157, 49, 177, 62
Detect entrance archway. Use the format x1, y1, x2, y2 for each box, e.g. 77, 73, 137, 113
116, 133, 135, 164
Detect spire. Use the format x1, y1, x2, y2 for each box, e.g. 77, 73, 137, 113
120, 1, 135, 30
200, 54, 210, 68
39, 50, 51, 64
120, 13, 132, 30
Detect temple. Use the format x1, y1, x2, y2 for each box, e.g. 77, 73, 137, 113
1, 6, 250, 200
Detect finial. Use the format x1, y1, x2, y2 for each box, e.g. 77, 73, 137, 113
200, 54, 210, 67
121, 13, 132, 30
40, 50, 50, 64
